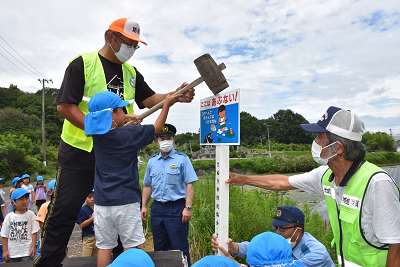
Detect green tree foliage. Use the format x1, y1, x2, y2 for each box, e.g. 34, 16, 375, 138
362, 131, 395, 152
0, 108, 42, 142
269, 109, 315, 144
239, 110, 315, 146
0, 133, 42, 180
0, 84, 24, 109
175, 132, 200, 146
0, 87, 63, 146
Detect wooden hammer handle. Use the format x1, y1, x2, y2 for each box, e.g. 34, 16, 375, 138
125, 63, 225, 126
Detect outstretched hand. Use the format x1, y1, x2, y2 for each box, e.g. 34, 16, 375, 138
164, 93, 183, 108
225, 172, 247, 187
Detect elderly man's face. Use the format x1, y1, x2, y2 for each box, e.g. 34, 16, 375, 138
314, 133, 335, 159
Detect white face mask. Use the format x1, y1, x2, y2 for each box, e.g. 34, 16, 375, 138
287, 227, 299, 249
109, 42, 136, 63
158, 140, 174, 153
311, 140, 338, 165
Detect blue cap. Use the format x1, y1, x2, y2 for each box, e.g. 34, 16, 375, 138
36, 176, 44, 181
84, 91, 129, 135
11, 188, 30, 201
247, 232, 304, 266
192, 255, 239, 267
12, 177, 23, 187
48, 180, 56, 190
108, 249, 155, 267
271, 205, 304, 226
0, 178, 4, 182
21, 174, 30, 178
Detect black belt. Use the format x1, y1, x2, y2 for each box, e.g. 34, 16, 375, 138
156, 198, 185, 204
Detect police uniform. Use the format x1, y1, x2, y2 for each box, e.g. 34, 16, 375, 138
143, 124, 198, 266
236, 206, 335, 267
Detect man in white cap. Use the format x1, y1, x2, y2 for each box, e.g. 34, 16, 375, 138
226, 106, 400, 267
34, 18, 194, 267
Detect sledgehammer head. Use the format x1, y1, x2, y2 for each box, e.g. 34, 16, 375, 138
194, 54, 229, 95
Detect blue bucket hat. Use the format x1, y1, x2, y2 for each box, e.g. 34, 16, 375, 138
84, 91, 129, 135
12, 177, 23, 187
108, 249, 155, 267
247, 232, 304, 267
48, 180, 56, 191
271, 205, 304, 227
36, 176, 44, 181
21, 174, 30, 179
192, 255, 238, 267
11, 188, 30, 201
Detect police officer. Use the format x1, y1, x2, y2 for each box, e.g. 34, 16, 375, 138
212, 205, 334, 267
141, 123, 198, 266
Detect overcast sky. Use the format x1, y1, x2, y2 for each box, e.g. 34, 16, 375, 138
1, 0, 399, 137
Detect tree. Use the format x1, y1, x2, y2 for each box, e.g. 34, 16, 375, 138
269, 109, 315, 144
240, 111, 262, 146
362, 131, 395, 151
0, 133, 42, 180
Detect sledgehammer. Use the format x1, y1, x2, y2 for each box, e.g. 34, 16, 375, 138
125, 53, 229, 126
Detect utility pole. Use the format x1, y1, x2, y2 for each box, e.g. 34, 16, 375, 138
266, 125, 271, 158
38, 78, 53, 166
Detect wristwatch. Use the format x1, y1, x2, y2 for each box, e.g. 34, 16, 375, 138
185, 206, 192, 211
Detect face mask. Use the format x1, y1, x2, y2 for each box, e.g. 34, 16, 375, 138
311, 141, 338, 165
286, 227, 299, 249
158, 140, 174, 153
109, 43, 136, 63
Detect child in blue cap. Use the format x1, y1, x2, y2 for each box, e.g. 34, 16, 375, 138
21, 174, 34, 206
84, 90, 181, 267
32, 176, 47, 211
108, 248, 155, 267
35, 180, 57, 229
1, 188, 40, 262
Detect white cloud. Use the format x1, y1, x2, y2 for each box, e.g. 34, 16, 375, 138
0, 0, 399, 136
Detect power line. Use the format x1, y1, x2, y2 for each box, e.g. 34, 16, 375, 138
0, 35, 46, 78
0, 64, 25, 83
0, 51, 39, 80
0, 43, 40, 79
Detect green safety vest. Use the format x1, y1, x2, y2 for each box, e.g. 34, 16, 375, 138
322, 161, 398, 267
60, 51, 136, 152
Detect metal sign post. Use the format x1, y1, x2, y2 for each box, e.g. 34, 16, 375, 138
215, 145, 230, 254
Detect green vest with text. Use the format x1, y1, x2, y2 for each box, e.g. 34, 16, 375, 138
322, 161, 395, 267
60, 51, 136, 152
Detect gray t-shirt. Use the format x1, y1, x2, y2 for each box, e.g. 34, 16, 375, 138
289, 165, 400, 246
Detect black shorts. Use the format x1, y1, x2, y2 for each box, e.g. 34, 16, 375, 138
36, 199, 46, 207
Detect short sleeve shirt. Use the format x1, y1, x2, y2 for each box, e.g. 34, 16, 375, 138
1, 211, 40, 258
143, 149, 198, 202
236, 232, 335, 267
57, 54, 156, 170
76, 204, 95, 237
289, 164, 400, 246
93, 124, 155, 206
35, 201, 50, 225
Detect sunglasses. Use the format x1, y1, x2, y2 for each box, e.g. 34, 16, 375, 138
272, 225, 298, 232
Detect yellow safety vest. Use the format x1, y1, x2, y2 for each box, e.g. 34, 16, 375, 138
322, 161, 398, 267
60, 51, 136, 152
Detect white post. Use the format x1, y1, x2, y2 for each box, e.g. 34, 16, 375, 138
215, 145, 230, 255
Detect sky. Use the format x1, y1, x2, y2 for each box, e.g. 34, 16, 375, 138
1, 0, 399, 138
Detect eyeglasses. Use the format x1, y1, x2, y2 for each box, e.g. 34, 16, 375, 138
273, 225, 298, 232
113, 33, 140, 49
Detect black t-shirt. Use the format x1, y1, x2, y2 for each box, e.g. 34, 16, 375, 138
57, 54, 156, 170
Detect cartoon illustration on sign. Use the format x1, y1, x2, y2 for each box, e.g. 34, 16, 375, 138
200, 89, 240, 145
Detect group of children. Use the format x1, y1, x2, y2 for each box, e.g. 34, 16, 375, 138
0, 174, 78, 262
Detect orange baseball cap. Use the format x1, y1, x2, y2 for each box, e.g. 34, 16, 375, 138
108, 18, 147, 45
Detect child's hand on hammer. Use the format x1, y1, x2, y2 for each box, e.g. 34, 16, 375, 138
164, 93, 182, 108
